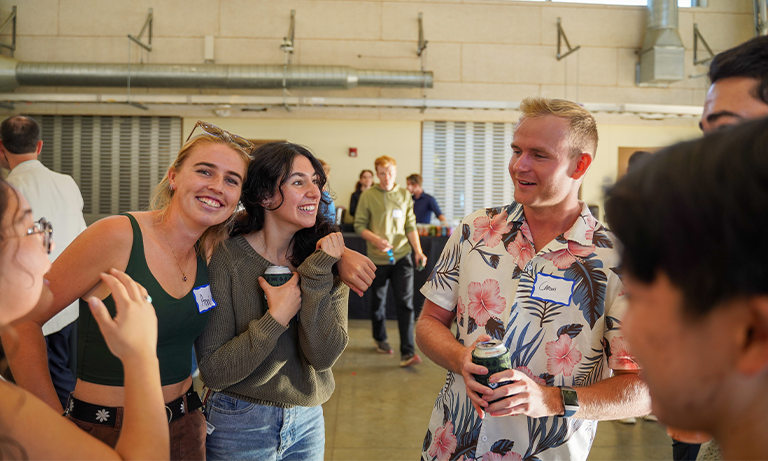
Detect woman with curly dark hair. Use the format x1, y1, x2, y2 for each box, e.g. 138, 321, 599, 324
196, 142, 350, 461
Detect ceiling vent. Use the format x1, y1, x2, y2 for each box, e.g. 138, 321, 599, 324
637, 0, 685, 86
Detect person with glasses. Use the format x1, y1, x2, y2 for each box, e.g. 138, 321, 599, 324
196, 142, 349, 460
0, 115, 88, 411
4, 121, 375, 460
0, 178, 169, 460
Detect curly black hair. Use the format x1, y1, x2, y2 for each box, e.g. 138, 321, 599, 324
232, 142, 338, 268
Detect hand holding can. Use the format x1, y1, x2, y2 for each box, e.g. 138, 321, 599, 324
263, 265, 292, 287
472, 340, 512, 402
258, 266, 301, 326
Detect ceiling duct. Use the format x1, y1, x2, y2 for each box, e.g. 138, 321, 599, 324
0, 56, 433, 92
637, 0, 685, 86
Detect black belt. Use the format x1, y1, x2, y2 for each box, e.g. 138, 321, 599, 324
64, 387, 203, 426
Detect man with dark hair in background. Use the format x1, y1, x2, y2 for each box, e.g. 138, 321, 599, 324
700, 35, 768, 134
0, 115, 87, 408
406, 173, 446, 224
606, 116, 768, 461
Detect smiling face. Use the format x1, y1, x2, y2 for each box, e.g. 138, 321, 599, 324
700, 77, 768, 134
265, 155, 322, 233
622, 273, 742, 432
167, 142, 247, 231
376, 164, 397, 191
0, 186, 52, 324
510, 115, 585, 211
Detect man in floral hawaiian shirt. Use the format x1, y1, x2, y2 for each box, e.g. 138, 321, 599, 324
605, 116, 768, 461
416, 97, 650, 461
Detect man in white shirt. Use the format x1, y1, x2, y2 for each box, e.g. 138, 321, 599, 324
0, 115, 86, 408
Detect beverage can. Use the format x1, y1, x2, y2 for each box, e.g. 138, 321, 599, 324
263, 265, 292, 287
472, 340, 511, 389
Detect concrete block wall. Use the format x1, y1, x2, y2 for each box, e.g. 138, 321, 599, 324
0, 0, 754, 109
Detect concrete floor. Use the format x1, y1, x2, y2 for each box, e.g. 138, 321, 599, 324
323, 319, 672, 461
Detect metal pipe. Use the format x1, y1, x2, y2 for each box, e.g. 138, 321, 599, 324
647, 0, 678, 30
0, 57, 433, 92
755, 0, 768, 36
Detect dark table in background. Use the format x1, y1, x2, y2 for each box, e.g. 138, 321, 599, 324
344, 233, 450, 320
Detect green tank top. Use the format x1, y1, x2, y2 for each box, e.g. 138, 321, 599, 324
77, 213, 213, 386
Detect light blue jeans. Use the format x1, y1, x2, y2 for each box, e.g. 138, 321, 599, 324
204, 391, 325, 461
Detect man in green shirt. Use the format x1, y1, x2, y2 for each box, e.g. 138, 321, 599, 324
354, 155, 427, 367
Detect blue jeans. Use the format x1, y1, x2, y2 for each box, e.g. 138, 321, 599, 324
204, 391, 325, 461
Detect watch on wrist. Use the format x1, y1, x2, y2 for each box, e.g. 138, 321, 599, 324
559, 386, 579, 418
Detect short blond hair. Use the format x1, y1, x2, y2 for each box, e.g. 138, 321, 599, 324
517, 97, 598, 158
374, 155, 396, 170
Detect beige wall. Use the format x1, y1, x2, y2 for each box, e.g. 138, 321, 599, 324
585, 123, 703, 219
1, 0, 753, 109
190, 118, 422, 214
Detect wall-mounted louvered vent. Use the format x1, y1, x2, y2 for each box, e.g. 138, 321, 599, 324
422, 121, 514, 224
32, 115, 182, 224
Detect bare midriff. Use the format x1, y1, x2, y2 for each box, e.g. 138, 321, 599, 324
73, 376, 193, 407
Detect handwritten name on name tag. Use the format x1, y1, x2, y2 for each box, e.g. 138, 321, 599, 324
531, 273, 575, 306
193, 284, 217, 314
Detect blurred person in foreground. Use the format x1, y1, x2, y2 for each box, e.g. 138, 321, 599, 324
606, 116, 768, 461
0, 177, 168, 460
0, 115, 87, 409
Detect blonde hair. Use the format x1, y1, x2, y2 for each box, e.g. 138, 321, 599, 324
149, 134, 251, 256
374, 155, 397, 170
517, 97, 598, 158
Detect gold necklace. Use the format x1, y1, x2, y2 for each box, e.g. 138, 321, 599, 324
160, 223, 190, 282
259, 231, 278, 265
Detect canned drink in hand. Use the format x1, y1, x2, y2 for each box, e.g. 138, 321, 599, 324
472, 340, 511, 395
263, 266, 292, 286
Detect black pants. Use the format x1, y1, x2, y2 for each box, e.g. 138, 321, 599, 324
45, 321, 77, 410
370, 254, 415, 356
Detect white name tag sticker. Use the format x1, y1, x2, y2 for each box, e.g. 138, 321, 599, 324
193, 284, 217, 313
392, 209, 404, 219
531, 273, 575, 306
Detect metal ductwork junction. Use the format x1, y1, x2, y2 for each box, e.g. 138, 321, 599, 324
637, 0, 685, 86
0, 56, 433, 93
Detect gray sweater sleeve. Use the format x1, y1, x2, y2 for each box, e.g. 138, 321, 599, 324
296, 249, 350, 371
194, 245, 288, 391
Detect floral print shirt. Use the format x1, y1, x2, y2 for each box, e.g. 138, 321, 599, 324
420, 202, 637, 461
